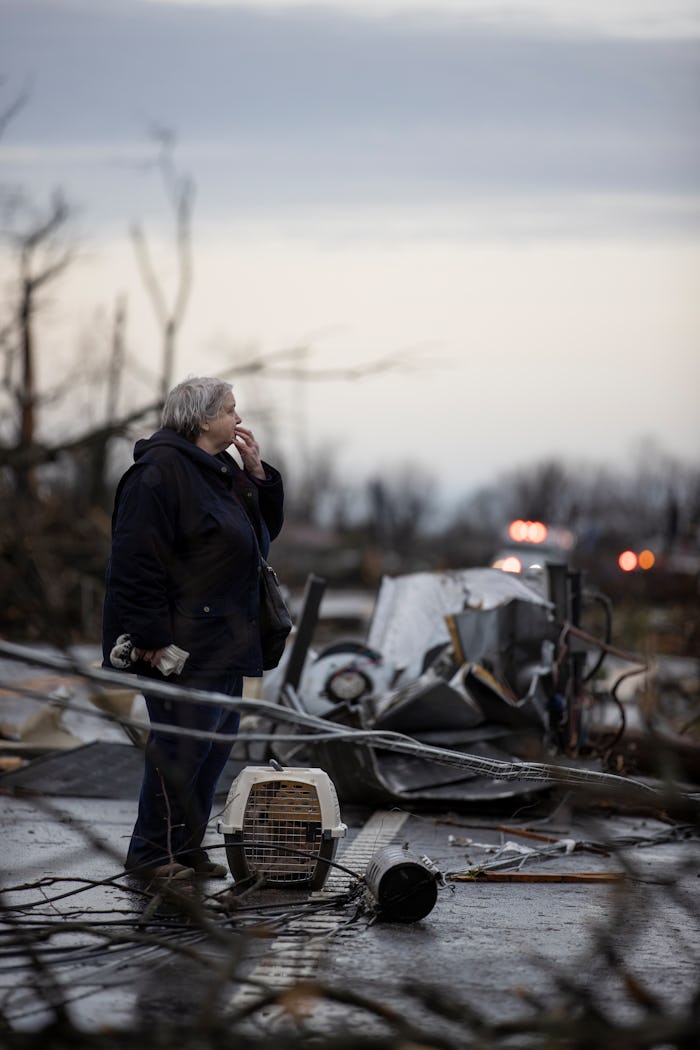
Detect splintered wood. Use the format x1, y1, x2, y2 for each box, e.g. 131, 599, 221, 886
449, 871, 625, 884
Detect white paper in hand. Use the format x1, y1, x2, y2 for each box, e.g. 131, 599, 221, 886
156, 644, 189, 676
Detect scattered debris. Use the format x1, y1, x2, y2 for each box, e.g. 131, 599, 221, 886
263, 566, 683, 805
0, 755, 25, 773
0, 698, 83, 756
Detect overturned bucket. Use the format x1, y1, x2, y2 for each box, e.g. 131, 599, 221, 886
365, 845, 441, 923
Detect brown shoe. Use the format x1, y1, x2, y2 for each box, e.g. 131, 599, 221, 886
126, 861, 196, 884
182, 850, 228, 879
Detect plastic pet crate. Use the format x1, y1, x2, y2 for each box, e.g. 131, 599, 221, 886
217, 765, 346, 891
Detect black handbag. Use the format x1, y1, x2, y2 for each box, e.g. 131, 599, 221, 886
257, 555, 293, 670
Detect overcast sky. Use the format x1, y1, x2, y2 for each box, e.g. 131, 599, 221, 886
1, 0, 699, 502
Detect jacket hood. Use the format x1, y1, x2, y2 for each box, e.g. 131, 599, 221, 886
133, 427, 237, 476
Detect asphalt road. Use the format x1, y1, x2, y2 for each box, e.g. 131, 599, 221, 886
3, 776, 699, 1042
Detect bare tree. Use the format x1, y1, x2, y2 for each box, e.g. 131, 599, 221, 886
130, 126, 194, 403
503, 458, 577, 524
366, 465, 437, 560
1, 190, 74, 495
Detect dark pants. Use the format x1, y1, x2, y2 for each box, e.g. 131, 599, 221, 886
125, 670, 242, 870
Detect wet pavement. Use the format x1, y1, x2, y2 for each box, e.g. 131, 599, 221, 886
1, 650, 699, 1045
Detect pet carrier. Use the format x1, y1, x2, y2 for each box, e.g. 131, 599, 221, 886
217, 765, 347, 891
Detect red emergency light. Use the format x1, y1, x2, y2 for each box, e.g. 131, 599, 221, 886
639, 549, 655, 570
508, 520, 548, 544
618, 549, 656, 573
618, 550, 638, 572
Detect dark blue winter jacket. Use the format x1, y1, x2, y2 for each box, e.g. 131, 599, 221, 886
101, 428, 284, 677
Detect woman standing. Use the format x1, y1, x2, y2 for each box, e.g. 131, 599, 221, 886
102, 376, 284, 884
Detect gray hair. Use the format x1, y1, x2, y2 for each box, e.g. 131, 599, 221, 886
161, 377, 233, 442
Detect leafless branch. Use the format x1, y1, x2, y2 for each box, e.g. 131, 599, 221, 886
0, 79, 31, 140
130, 126, 194, 400
219, 342, 440, 382
130, 222, 169, 328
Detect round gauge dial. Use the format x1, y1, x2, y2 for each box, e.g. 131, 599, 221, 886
325, 665, 372, 702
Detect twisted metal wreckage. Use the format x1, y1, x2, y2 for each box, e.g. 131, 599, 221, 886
260, 563, 655, 806
0, 562, 684, 812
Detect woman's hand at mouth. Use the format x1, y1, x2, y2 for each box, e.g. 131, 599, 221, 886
234, 426, 265, 479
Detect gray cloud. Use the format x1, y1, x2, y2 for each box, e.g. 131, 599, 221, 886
1, 0, 698, 212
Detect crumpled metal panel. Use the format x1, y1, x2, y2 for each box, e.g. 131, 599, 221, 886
367, 568, 552, 681
371, 670, 484, 732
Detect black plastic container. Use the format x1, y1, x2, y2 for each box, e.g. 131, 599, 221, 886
364, 845, 440, 923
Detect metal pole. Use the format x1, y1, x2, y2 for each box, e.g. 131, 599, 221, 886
279, 574, 327, 700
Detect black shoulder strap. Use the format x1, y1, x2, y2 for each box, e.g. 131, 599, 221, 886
233, 478, 263, 550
